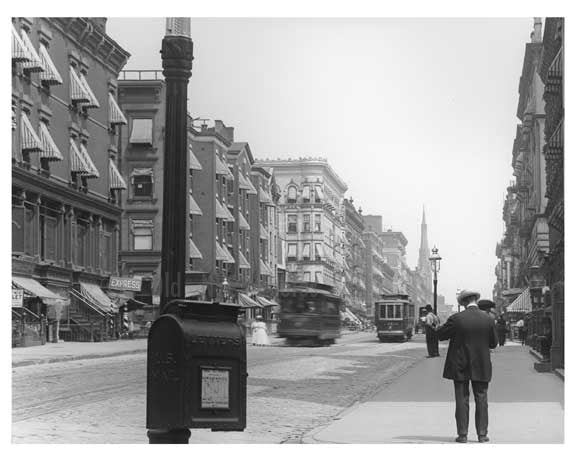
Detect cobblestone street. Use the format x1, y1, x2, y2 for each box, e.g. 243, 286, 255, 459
12, 333, 428, 443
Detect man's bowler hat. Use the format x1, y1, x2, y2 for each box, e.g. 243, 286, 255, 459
478, 299, 495, 311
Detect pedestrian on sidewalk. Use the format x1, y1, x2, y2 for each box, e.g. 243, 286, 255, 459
424, 304, 440, 357
251, 315, 270, 346
496, 314, 508, 346
516, 317, 526, 345
436, 289, 498, 444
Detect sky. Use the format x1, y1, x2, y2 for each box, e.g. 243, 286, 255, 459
107, 17, 534, 306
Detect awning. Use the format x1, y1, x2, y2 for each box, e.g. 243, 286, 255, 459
78, 73, 100, 109
238, 212, 250, 231
20, 112, 42, 152
108, 93, 127, 125
259, 224, 268, 240
12, 276, 67, 306
238, 293, 260, 308
215, 155, 233, 179
80, 282, 116, 313
238, 172, 258, 194
188, 145, 202, 170
260, 259, 273, 276
20, 29, 44, 73
256, 296, 277, 307
69, 139, 90, 175
373, 267, 383, 279
221, 244, 235, 264
215, 241, 228, 261
130, 119, 153, 144
109, 159, 127, 190
506, 287, 532, 313
189, 191, 203, 216
185, 284, 207, 299
12, 24, 31, 62
315, 185, 324, 200
69, 66, 91, 103
259, 187, 272, 204
215, 199, 234, 222
39, 44, 63, 85
79, 143, 100, 178
238, 251, 251, 270
189, 236, 203, 259
39, 122, 63, 161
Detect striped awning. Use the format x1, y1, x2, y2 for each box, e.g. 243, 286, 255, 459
39, 122, 63, 161
256, 296, 277, 307
69, 139, 90, 174
20, 113, 42, 152
237, 293, 260, 308
259, 187, 272, 203
215, 154, 233, 179
238, 172, 257, 194
79, 143, 99, 178
79, 73, 100, 109
109, 159, 127, 190
39, 44, 63, 85
215, 241, 235, 264
188, 236, 203, 259
70, 67, 90, 103
189, 145, 202, 170
315, 185, 324, 200
259, 224, 268, 240
222, 243, 235, 264
238, 212, 250, 231
259, 259, 273, 276
12, 276, 67, 305
189, 191, 203, 216
12, 24, 31, 62
130, 119, 153, 144
215, 199, 235, 222
108, 93, 127, 125
506, 287, 533, 313
20, 29, 44, 73
238, 251, 251, 270
80, 282, 116, 313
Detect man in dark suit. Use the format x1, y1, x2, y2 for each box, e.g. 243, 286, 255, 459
436, 290, 498, 443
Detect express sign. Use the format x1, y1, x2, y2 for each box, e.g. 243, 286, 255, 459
109, 277, 142, 292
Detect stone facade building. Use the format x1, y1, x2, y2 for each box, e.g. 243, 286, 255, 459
12, 18, 130, 344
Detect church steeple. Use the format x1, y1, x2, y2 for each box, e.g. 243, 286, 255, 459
418, 206, 432, 293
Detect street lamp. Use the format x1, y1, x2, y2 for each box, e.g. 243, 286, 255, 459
456, 288, 462, 313
222, 277, 229, 302
429, 246, 442, 315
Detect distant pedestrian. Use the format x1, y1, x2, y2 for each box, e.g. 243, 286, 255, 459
437, 289, 498, 443
496, 315, 507, 346
516, 317, 526, 345
424, 304, 440, 357
251, 315, 270, 346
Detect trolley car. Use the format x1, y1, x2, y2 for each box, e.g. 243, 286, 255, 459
277, 282, 341, 346
374, 294, 415, 342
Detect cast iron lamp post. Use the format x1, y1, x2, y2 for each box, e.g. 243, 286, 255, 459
429, 246, 442, 315
222, 277, 229, 302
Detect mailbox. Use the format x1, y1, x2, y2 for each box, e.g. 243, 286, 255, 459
146, 300, 247, 433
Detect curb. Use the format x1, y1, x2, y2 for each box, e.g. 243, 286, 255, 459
12, 349, 147, 368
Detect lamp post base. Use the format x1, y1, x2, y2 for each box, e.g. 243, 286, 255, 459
147, 428, 191, 444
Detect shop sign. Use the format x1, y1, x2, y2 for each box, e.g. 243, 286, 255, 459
12, 289, 24, 308
109, 276, 142, 292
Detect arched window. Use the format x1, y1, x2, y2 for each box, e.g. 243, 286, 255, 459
287, 185, 297, 203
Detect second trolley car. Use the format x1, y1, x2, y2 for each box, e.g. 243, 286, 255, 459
374, 294, 416, 342
277, 282, 342, 346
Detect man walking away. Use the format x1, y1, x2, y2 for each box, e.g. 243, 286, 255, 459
424, 304, 440, 357
437, 290, 498, 443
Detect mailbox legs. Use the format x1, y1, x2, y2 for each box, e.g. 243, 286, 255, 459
147, 429, 191, 444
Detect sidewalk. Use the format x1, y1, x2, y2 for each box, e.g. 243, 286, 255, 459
304, 342, 564, 444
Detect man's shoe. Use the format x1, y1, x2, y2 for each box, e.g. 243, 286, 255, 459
455, 435, 467, 443
478, 435, 489, 443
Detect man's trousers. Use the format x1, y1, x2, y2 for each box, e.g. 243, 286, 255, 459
453, 380, 489, 437
425, 326, 439, 356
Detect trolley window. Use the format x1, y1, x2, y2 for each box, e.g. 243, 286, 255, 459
325, 299, 339, 315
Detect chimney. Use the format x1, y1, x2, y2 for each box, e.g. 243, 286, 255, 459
214, 120, 234, 143
532, 17, 542, 43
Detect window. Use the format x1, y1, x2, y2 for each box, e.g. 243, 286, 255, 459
287, 186, 297, 203
315, 271, 322, 283
24, 207, 35, 256
287, 243, 297, 261
41, 215, 57, 262
101, 233, 111, 272
315, 243, 323, 261
12, 206, 25, 253
132, 220, 153, 250
74, 221, 88, 267
287, 214, 297, 233
315, 185, 323, 202
303, 243, 311, 260
132, 169, 154, 197
300, 214, 311, 233
303, 272, 311, 282
314, 214, 322, 232
302, 185, 310, 203
129, 119, 153, 144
